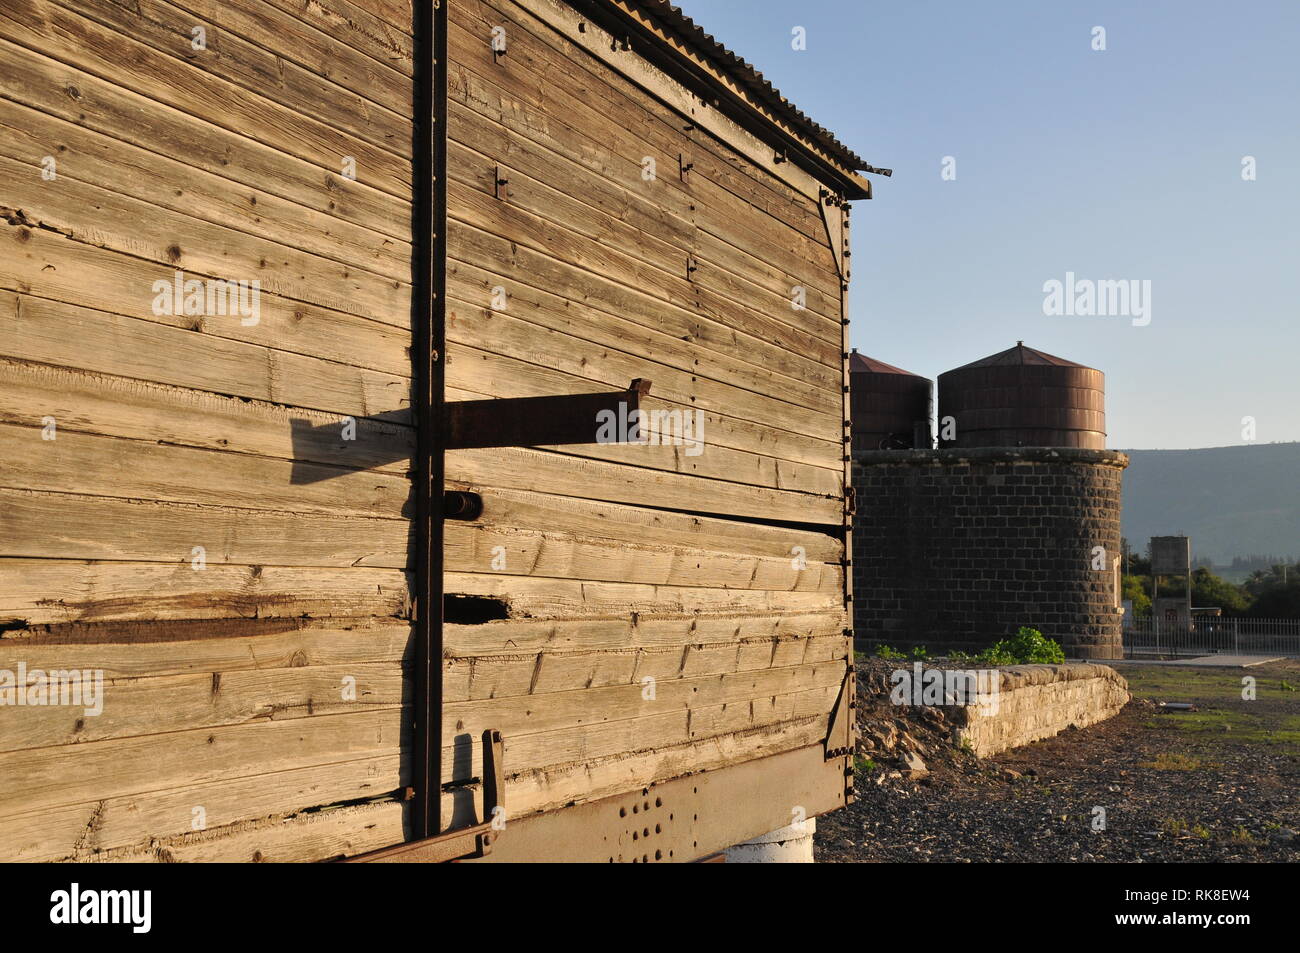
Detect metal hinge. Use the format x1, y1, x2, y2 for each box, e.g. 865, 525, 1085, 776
823, 666, 855, 761
346, 729, 506, 863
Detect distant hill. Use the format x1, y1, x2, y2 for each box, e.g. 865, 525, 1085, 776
1119, 442, 1300, 565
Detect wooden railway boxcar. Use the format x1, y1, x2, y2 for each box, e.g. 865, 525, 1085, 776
0, 0, 882, 861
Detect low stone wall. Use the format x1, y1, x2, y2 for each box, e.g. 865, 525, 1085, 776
953, 663, 1129, 757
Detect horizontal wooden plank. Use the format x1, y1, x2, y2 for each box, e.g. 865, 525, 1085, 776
443, 658, 843, 743
0, 631, 837, 752
1, 0, 410, 194
0, 760, 403, 861
444, 521, 841, 593
2, 230, 410, 388
0, 488, 409, 568
443, 686, 837, 797
447, 218, 842, 409
444, 571, 842, 620
447, 101, 839, 304
352, 0, 412, 36
0, 662, 404, 752
1, 621, 412, 676
2, 487, 836, 600
448, 177, 841, 372
115, 800, 405, 863
56, 0, 409, 150
0, 294, 411, 419
0, 96, 409, 284
443, 612, 847, 658
446, 284, 838, 424
260, 0, 413, 73
175, 0, 412, 100
443, 633, 846, 702
443, 142, 835, 398
0, 706, 405, 818
113, 801, 406, 862
0, 423, 410, 518
448, 126, 842, 329
2, 152, 410, 331
0, 560, 408, 626
0, 36, 410, 242
458, 485, 842, 562
0, 357, 412, 474
445, 101, 692, 251
447, 444, 841, 525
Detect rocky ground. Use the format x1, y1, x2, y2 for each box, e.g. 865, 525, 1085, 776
815, 657, 1300, 862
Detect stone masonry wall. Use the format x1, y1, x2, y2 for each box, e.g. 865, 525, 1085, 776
952, 663, 1130, 757
852, 447, 1128, 659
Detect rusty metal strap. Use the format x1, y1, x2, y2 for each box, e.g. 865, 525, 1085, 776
445, 379, 652, 449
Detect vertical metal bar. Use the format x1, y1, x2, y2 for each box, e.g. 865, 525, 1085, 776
837, 196, 855, 802
411, 0, 448, 841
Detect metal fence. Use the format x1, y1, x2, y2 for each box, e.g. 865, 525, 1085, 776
1123, 617, 1300, 657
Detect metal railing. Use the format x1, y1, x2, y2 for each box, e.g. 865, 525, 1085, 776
1123, 617, 1300, 657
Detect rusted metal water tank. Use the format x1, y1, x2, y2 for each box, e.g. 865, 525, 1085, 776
849, 350, 933, 451
937, 342, 1105, 449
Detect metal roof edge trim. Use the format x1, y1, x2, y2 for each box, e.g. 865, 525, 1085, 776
566, 0, 885, 199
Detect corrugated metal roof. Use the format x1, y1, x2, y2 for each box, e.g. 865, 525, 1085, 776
954, 342, 1092, 369
627, 0, 884, 177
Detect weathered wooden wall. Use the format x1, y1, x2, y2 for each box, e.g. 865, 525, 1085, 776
0, 0, 852, 862
439, 0, 852, 829
0, 0, 416, 861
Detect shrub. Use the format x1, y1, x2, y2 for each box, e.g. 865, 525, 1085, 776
976, 645, 1016, 666
874, 644, 905, 660
977, 627, 1065, 665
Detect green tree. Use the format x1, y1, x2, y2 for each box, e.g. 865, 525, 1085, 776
1122, 574, 1152, 617
1244, 562, 1300, 600
1249, 580, 1300, 619
1189, 566, 1250, 615
1127, 552, 1152, 576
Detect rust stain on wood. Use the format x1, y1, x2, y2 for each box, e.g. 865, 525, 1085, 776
5, 617, 312, 646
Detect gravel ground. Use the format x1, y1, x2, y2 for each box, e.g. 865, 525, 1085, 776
815, 657, 1300, 862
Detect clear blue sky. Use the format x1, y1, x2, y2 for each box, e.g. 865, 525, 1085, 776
678, 0, 1300, 449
